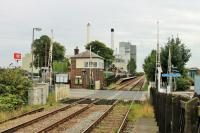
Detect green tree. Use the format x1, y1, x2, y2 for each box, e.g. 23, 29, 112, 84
53, 59, 70, 73
143, 50, 156, 81
32, 35, 66, 68
127, 58, 137, 75
161, 37, 191, 75
85, 40, 115, 67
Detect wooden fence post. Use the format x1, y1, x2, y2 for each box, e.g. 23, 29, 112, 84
180, 97, 199, 133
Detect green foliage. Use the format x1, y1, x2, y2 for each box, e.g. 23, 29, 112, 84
53, 59, 70, 73
135, 72, 145, 76
143, 50, 156, 81
0, 69, 32, 111
185, 76, 194, 86
176, 78, 191, 91
143, 37, 191, 82
85, 40, 115, 67
161, 37, 191, 74
33, 35, 66, 68
127, 58, 137, 75
0, 94, 24, 111
47, 93, 56, 106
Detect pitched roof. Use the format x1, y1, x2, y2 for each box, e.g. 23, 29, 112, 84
71, 50, 104, 59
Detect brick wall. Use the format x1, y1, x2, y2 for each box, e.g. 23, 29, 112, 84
70, 58, 104, 89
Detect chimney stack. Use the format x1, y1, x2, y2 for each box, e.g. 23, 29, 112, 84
74, 46, 79, 55
87, 23, 91, 44
111, 28, 114, 50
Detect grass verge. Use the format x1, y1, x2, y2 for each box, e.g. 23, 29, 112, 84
0, 92, 61, 122
128, 102, 154, 122
107, 83, 117, 90
143, 82, 149, 91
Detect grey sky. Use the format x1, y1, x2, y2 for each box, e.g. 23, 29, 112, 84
0, 0, 200, 71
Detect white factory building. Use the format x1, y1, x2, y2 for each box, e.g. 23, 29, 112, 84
113, 42, 137, 72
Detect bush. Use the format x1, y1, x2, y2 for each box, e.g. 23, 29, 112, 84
185, 76, 194, 86
176, 78, 191, 91
0, 94, 24, 111
0, 68, 32, 111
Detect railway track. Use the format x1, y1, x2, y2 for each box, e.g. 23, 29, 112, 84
119, 76, 144, 91
0, 107, 44, 125
82, 101, 132, 133
114, 77, 141, 90
130, 77, 145, 91
0, 98, 94, 133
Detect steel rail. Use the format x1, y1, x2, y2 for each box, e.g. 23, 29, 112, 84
129, 76, 144, 91
117, 101, 133, 133
81, 100, 119, 133
0, 107, 44, 125
1, 98, 88, 133
117, 79, 144, 133
37, 99, 102, 133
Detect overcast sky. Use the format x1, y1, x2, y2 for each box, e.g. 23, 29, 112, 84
1, 0, 200, 71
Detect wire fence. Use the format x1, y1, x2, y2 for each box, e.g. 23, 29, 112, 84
150, 88, 200, 133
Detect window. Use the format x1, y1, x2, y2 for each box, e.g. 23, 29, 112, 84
93, 62, 97, 68
84, 62, 88, 68
75, 76, 82, 85
87, 62, 98, 68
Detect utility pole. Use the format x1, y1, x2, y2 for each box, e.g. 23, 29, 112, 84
168, 48, 172, 93
31, 27, 42, 80
48, 29, 54, 88
155, 21, 162, 92
89, 45, 92, 89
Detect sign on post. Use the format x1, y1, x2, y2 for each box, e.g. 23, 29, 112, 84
161, 73, 181, 77
13, 53, 21, 60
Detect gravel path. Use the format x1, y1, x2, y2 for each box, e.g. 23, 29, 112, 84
14, 104, 87, 133
49, 105, 110, 133
0, 105, 65, 132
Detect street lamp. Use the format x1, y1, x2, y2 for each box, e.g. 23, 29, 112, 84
31, 27, 42, 80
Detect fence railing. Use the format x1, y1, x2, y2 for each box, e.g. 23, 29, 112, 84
150, 88, 200, 133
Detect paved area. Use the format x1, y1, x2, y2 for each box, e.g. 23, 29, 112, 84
132, 117, 159, 133
69, 89, 148, 101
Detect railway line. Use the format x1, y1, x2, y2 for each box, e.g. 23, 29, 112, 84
0, 76, 145, 133
0, 98, 96, 133
117, 76, 145, 91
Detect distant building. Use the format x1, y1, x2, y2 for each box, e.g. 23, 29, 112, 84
118, 42, 136, 71
21, 53, 39, 73
112, 54, 126, 73
188, 67, 200, 80
70, 47, 104, 89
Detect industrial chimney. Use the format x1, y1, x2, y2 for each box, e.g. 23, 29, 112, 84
74, 46, 79, 55
87, 23, 91, 44
111, 28, 114, 50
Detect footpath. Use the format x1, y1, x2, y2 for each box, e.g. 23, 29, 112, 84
132, 117, 159, 133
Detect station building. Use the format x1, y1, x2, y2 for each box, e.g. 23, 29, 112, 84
70, 47, 104, 89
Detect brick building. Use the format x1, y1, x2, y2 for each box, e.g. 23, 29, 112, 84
70, 48, 104, 89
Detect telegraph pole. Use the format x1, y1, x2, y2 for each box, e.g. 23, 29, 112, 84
168, 48, 172, 93
48, 29, 54, 88
155, 21, 162, 92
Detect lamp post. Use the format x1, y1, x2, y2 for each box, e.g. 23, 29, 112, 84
31, 27, 42, 80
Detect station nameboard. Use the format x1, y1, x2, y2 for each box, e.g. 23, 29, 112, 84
161, 73, 181, 77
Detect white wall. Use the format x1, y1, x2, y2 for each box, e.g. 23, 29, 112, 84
76, 58, 104, 69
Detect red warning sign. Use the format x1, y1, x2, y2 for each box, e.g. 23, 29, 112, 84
14, 53, 21, 60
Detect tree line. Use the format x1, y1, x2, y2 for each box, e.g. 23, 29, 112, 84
143, 37, 192, 90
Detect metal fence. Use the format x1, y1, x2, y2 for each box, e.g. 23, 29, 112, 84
150, 88, 200, 133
